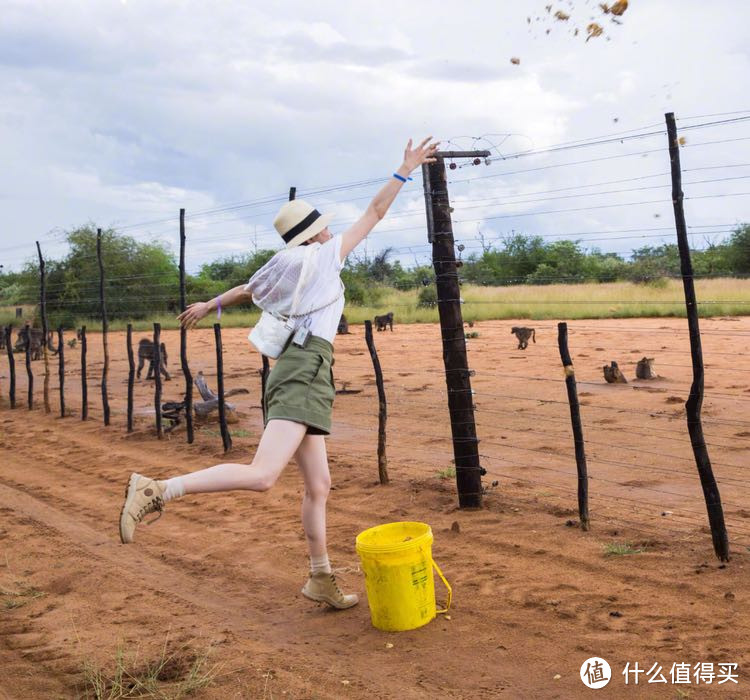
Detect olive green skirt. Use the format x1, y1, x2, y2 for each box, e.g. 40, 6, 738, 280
264, 336, 335, 435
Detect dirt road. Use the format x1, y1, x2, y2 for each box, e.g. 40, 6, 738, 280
1, 319, 749, 698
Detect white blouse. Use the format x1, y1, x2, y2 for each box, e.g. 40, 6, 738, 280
245, 236, 346, 345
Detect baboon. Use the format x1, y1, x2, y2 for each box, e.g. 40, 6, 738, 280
337, 314, 350, 335
511, 326, 535, 350
636, 357, 657, 380
14, 326, 43, 360
603, 361, 628, 384
136, 338, 171, 380
375, 311, 394, 332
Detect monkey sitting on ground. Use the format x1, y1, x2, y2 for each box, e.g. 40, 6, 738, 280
375, 312, 394, 332
14, 325, 43, 360
337, 314, 350, 335
511, 326, 535, 350
136, 338, 171, 380
603, 361, 628, 384
636, 357, 657, 380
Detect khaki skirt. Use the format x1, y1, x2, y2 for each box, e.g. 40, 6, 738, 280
264, 335, 335, 435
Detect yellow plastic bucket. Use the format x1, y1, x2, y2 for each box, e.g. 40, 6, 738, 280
356, 521, 452, 632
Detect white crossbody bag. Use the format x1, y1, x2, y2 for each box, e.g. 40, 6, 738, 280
248, 248, 344, 359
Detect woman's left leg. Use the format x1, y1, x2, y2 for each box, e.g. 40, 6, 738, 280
296, 433, 358, 609
295, 433, 331, 559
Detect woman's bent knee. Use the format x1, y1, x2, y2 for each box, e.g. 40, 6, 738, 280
254, 472, 280, 492
305, 478, 331, 501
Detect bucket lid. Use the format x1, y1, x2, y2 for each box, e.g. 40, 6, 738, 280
356, 521, 433, 554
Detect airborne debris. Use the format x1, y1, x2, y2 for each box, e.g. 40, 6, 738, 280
527, 1, 629, 42
603, 0, 629, 16
586, 22, 604, 41
510, 57, 521, 65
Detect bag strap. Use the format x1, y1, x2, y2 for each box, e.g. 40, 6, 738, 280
288, 280, 344, 319
267, 245, 344, 323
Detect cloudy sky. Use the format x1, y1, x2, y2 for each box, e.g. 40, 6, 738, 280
1, 0, 748, 273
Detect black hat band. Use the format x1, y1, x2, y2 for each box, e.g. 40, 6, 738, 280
282, 209, 322, 243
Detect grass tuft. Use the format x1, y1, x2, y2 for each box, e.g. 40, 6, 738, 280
603, 542, 645, 557
436, 467, 456, 480
0, 584, 45, 609
78, 641, 222, 700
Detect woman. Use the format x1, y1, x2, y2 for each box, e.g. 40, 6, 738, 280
118, 137, 438, 609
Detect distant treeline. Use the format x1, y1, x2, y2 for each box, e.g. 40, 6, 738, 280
1, 223, 748, 327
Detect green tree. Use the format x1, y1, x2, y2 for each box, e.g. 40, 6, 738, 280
196, 249, 276, 290
724, 224, 750, 273
626, 244, 681, 282
11, 225, 180, 325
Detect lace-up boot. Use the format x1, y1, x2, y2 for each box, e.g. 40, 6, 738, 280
119, 473, 166, 544
302, 571, 359, 609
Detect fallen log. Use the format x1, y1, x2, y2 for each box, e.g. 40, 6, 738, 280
161, 371, 248, 432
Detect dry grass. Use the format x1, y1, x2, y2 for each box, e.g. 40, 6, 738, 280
0, 583, 46, 609
5, 278, 750, 332
603, 542, 645, 557
77, 639, 223, 700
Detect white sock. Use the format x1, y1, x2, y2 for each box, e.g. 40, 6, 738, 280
310, 553, 331, 575
160, 476, 186, 503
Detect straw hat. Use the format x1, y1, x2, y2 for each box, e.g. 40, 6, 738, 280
273, 199, 333, 249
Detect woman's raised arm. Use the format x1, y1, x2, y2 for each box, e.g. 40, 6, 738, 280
340, 137, 439, 260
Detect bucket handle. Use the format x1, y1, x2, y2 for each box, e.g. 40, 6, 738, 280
432, 558, 452, 613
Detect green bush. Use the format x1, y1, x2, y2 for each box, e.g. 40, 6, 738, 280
417, 286, 438, 308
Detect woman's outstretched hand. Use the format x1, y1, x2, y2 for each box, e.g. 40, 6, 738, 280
177, 301, 210, 330
402, 136, 440, 173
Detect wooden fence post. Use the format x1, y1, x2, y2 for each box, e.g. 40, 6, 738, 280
666, 112, 729, 562
24, 329, 33, 410
80, 325, 88, 420
557, 322, 590, 531
97, 228, 111, 425
126, 324, 135, 433
213, 323, 232, 452
36, 242, 51, 413
5, 326, 15, 409
422, 151, 489, 508
364, 320, 389, 485
153, 322, 163, 439
57, 326, 65, 418
179, 207, 195, 443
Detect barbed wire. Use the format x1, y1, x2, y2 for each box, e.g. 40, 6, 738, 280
3, 116, 748, 261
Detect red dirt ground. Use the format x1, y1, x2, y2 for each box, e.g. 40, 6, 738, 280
1, 318, 749, 698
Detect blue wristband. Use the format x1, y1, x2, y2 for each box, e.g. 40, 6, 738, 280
393, 172, 412, 183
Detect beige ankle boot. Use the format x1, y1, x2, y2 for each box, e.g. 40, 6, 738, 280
302, 572, 358, 610
119, 473, 166, 544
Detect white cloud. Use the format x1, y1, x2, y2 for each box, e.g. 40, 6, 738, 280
0, 0, 748, 272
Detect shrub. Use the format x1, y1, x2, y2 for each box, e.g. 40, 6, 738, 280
417, 286, 438, 308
